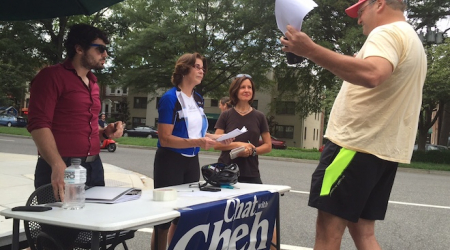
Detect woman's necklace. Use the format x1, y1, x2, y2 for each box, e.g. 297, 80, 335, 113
234, 106, 252, 115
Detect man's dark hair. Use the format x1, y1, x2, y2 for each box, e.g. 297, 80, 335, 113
64, 24, 109, 59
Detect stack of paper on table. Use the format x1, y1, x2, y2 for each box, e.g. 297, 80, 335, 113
85, 186, 141, 204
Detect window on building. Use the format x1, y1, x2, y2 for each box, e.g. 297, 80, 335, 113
251, 100, 258, 110
132, 117, 146, 128
274, 125, 294, 139
275, 101, 295, 115
211, 99, 218, 107
313, 128, 316, 140
134, 97, 147, 109
123, 88, 127, 94
110, 87, 116, 94
154, 118, 159, 129
304, 127, 307, 140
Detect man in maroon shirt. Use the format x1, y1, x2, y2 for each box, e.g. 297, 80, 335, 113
27, 23, 124, 248
27, 23, 124, 200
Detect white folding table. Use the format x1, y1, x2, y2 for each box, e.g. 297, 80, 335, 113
1, 183, 291, 250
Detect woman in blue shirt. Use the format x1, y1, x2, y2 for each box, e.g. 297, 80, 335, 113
152, 52, 230, 249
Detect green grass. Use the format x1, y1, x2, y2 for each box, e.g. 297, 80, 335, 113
114, 137, 158, 147
1, 127, 449, 172
0, 126, 31, 136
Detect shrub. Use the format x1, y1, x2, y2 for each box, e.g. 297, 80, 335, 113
411, 150, 450, 164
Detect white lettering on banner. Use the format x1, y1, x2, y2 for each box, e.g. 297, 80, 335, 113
173, 195, 270, 250
174, 224, 209, 248
224, 195, 258, 222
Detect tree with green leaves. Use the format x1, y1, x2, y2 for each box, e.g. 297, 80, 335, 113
112, 0, 279, 98
417, 41, 450, 150
0, 11, 123, 111
272, 0, 364, 120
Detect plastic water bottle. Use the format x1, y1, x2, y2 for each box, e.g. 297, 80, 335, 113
62, 158, 86, 210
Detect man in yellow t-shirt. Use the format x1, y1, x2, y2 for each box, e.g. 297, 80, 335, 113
280, 0, 426, 249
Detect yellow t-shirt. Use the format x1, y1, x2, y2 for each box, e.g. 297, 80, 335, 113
326, 21, 427, 164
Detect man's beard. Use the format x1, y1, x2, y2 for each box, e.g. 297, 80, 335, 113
81, 54, 105, 70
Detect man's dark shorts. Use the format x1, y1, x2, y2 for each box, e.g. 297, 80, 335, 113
308, 141, 398, 223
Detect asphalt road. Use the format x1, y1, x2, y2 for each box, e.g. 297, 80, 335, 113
1, 135, 450, 250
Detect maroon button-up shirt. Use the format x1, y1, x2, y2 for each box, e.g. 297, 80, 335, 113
27, 60, 101, 157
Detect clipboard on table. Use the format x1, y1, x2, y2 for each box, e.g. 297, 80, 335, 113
85, 186, 142, 204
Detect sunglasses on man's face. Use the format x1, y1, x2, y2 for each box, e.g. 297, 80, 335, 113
90, 44, 108, 54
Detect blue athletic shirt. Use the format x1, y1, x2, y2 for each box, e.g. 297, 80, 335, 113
157, 87, 208, 156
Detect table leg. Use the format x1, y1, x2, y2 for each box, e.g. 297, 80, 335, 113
276, 199, 281, 250
91, 231, 100, 250
11, 219, 19, 250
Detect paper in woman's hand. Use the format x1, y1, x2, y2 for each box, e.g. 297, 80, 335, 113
230, 146, 246, 159
216, 126, 248, 142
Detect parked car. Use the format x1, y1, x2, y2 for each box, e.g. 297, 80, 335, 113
259, 135, 287, 149
0, 114, 27, 127
123, 126, 158, 138
413, 144, 449, 151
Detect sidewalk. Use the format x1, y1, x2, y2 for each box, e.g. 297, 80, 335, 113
0, 152, 153, 248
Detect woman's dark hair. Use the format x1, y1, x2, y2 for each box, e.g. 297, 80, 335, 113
64, 24, 109, 59
171, 52, 207, 86
228, 76, 255, 106
220, 97, 232, 109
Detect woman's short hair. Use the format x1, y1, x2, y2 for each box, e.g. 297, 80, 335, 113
171, 52, 207, 86
64, 24, 109, 59
228, 76, 255, 106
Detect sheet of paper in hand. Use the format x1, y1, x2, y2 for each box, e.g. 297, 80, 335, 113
216, 126, 248, 142
230, 146, 246, 159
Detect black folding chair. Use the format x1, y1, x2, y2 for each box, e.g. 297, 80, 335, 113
24, 184, 135, 250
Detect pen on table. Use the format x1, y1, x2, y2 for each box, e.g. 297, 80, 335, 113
177, 190, 194, 192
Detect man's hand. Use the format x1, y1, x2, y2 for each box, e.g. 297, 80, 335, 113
104, 121, 124, 138
51, 161, 67, 201
280, 25, 316, 59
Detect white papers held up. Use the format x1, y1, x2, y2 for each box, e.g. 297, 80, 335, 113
216, 126, 248, 142
85, 186, 142, 204
275, 0, 318, 34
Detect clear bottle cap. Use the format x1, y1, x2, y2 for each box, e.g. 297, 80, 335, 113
71, 158, 82, 165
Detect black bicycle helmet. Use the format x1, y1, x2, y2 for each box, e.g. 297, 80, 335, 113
201, 163, 240, 187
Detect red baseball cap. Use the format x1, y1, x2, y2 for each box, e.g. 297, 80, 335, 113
345, 0, 369, 18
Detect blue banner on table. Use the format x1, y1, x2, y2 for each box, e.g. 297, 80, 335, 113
169, 191, 279, 250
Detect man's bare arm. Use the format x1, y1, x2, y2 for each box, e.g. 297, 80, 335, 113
30, 128, 66, 201
281, 25, 393, 88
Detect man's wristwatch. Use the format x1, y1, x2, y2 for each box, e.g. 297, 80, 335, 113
251, 148, 257, 157
102, 132, 109, 139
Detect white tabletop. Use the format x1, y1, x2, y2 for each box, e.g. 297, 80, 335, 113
1, 183, 290, 232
